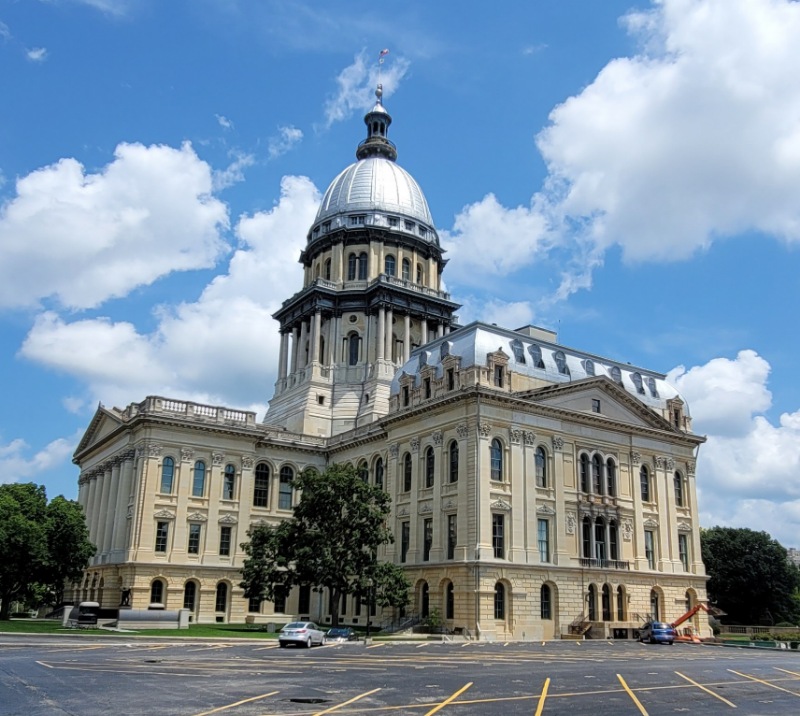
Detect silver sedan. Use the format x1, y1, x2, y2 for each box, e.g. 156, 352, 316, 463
278, 621, 326, 648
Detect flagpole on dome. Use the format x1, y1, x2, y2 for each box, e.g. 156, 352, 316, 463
377, 48, 389, 102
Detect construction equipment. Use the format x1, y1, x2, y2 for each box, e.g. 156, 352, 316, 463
671, 603, 710, 643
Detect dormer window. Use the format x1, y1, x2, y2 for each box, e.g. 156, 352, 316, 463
418, 226, 426, 238
388, 217, 398, 227
510, 339, 526, 363
632, 372, 646, 395
405, 220, 415, 231
554, 351, 570, 376
584, 359, 595, 376
350, 215, 365, 226
529, 345, 545, 369
610, 366, 622, 384
646, 376, 659, 397
322, 221, 331, 233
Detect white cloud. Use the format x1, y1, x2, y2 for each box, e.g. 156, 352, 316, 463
667, 349, 800, 545
1, 22, 12, 40
65, 0, 129, 17
26, 47, 47, 62
457, 296, 536, 329
268, 125, 303, 160
20, 175, 320, 413
215, 114, 233, 130
0, 142, 229, 310
0, 434, 78, 486
323, 50, 411, 128
213, 150, 255, 191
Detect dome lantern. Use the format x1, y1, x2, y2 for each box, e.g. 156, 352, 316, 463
356, 84, 397, 162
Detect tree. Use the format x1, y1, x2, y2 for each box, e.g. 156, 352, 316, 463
0, 483, 95, 619
240, 464, 409, 626
701, 526, 800, 625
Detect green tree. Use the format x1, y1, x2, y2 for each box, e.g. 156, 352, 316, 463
240, 464, 409, 627
0, 483, 95, 619
701, 526, 800, 625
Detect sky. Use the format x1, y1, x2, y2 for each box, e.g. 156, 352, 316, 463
1, 0, 799, 547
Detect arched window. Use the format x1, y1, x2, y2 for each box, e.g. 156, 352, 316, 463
253, 463, 270, 507
279, 466, 294, 509
579, 454, 590, 492
324, 258, 331, 280
384, 254, 396, 276
223, 464, 236, 500
617, 586, 626, 620
402, 258, 411, 281
606, 459, 616, 497
374, 457, 384, 490
358, 252, 368, 280
416, 263, 423, 283
535, 446, 547, 487
609, 520, 619, 561
425, 446, 435, 488
192, 460, 206, 497
587, 584, 597, 621
403, 453, 412, 492
595, 517, 607, 561
494, 583, 506, 620
160, 457, 175, 493
490, 439, 503, 481
529, 344, 545, 369
640, 465, 651, 502
554, 350, 570, 376
592, 454, 603, 494
150, 579, 165, 605
602, 584, 612, 621
610, 366, 622, 384
674, 472, 684, 506
582, 516, 591, 558
584, 359, 595, 376
650, 589, 660, 621
183, 581, 197, 610
215, 582, 228, 613
446, 582, 454, 620
448, 441, 459, 483
421, 582, 429, 618
348, 332, 361, 366
347, 253, 357, 280
540, 584, 552, 619
357, 461, 368, 482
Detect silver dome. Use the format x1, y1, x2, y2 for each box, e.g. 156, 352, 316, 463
312, 157, 437, 241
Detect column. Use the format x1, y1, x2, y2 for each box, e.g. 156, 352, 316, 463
335, 243, 344, 282
421, 319, 429, 345
429, 256, 437, 289
328, 315, 339, 365
290, 326, 299, 373
85, 475, 98, 539
313, 312, 322, 363
298, 320, 308, 369
93, 468, 112, 553
404, 314, 411, 362
377, 308, 385, 360
384, 308, 393, 360
309, 312, 318, 364
437, 323, 444, 339
101, 460, 120, 554
278, 333, 288, 379
112, 454, 135, 553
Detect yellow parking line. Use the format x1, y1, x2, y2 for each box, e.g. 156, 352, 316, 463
675, 671, 736, 708
534, 677, 550, 716
312, 687, 381, 715
776, 667, 800, 678
191, 690, 279, 716
424, 682, 473, 715
417, 643, 429, 648
366, 643, 384, 649
729, 669, 800, 697
617, 674, 649, 715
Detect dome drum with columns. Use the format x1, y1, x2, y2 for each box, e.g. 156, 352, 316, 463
268, 85, 460, 437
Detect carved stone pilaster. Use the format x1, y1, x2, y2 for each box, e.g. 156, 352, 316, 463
509, 428, 521, 445
432, 431, 443, 447
552, 436, 564, 451
666, 458, 675, 471
523, 431, 536, 446
456, 424, 469, 439
478, 423, 492, 439
241, 455, 254, 470
212, 452, 225, 466
148, 443, 163, 458
631, 451, 642, 466
654, 456, 668, 470
686, 460, 696, 476
410, 437, 420, 453
389, 443, 399, 459
181, 447, 194, 462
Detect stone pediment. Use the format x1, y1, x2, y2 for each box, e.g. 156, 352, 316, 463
154, 509, 175, 520
74, 405, 127, 457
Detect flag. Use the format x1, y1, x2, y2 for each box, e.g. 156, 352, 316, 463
379, 48, 389, 64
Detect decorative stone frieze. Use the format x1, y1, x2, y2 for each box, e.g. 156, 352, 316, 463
187, 512, 207, 522
456, 424, 469, 439
212, 452, 225, 466
397, 506, 410, 517
565, 512, 576, 534
241, 455, 254, 469
148, 443, 163, 458
677, 521, 692, 532
432, 431, 443, 446
523, 431, 535, 446
154, 509, 175, 520
631, 451, 642, 466
419, 502, 433, 514
410, 437, 420, 452
219, 514, 238, 524
622, 519, 633, 541
643, 517, 659, 528
536, 504, 556, 515
181, 448, 195, 462
509, 428, 521, 444
442, 499, 456, 511
478, 423, 492, 438
552, 436, 564, 450
490, 498, 512, 512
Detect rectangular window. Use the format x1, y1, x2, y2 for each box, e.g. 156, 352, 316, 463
402, 385, 410, 407
447, 368, 455, 390
423, 518, 433, 562
447, 514, 457, 560
298, 585, 311, 614
591, 398, 601, 413
492, 514, 505, 559
223, 472, 235, 500
494, 365, 504, 387
645, 529, 656, 569
401, 521, 410, 563
188, 523, 201, 555
678, 534, 689, 571
537, 519, 550, 563
219, 525, 232, 556
279, 477, 292, 510
273, 586, 286, 614
248, 596, 261, 613
424, 377, 431, 398
155, 521, 169, 553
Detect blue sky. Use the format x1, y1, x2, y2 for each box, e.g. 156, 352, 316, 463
2, 0, 799, 546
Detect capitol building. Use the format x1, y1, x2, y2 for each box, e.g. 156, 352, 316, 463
72, 86, 710, 641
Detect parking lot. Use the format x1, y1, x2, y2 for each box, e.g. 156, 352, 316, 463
2, 635, 800, 715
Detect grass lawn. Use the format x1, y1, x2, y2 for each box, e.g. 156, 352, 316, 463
0, 619, 278, 639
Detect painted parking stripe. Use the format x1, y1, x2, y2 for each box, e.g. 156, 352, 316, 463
675, 671, 736, 708
191, 690, 279, 716
311, 687, 381, 715
424, 682, 473, 715
534, 677, 551, 716
617, 674, 649, 715
729, 669, 800, 697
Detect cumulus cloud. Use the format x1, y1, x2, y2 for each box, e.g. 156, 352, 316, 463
0, 142, 229, 310
268, 125, 303, 159
0, 434, 78, 486
323, 50, 410, 128
668, 349, 800, 545
445, 0, 800, 302
20, 175, 320, 412
26, 47, 47, 62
